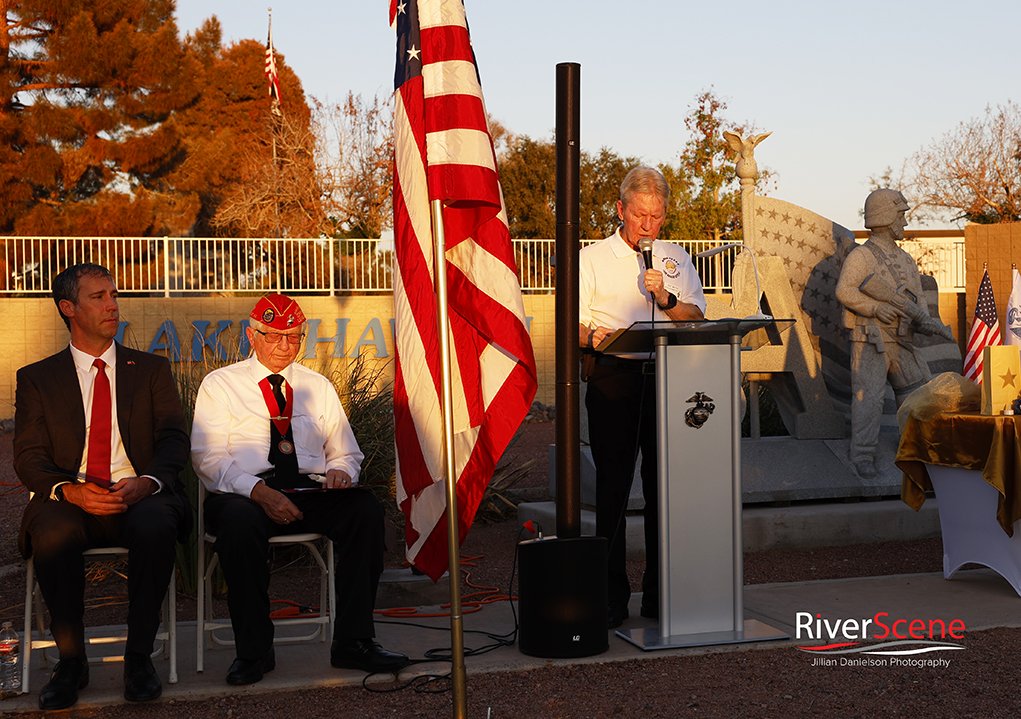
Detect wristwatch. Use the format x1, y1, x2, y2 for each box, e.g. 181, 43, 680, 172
53, 484, 66, 501
657, 292, 678, 311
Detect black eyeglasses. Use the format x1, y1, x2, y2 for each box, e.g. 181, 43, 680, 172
254, 329, 305, 345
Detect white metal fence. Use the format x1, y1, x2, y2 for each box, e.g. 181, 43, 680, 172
1, 236, 966, 296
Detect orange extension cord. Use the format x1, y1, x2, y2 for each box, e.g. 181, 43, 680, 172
267, 553, 513, 620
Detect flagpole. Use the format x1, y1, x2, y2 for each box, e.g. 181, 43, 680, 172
268, 8, 281, 244
429, 198, 468, 718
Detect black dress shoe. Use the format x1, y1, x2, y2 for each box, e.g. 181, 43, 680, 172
39, 656, 89, 711
123, 652, 162, 702
607, 603, 629, 629
330, 639, 409, 673
640, 603, 658, 619
226, 648, 276, 686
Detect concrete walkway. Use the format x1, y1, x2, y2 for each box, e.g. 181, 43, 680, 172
4, 566, 1019, 713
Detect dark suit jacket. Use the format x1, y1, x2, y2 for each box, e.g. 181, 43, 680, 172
14, 343, 192, 556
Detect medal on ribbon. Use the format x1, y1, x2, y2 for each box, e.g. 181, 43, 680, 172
258, 376, 294, 456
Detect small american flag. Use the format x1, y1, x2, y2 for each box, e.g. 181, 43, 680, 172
963, 268, 1002, 383
265, 15, 281, 110
390, 0, 537, 581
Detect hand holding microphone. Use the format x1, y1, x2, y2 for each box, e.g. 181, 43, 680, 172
638, 237, 668, 307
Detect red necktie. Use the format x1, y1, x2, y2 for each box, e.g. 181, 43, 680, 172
86, 358, 111, 484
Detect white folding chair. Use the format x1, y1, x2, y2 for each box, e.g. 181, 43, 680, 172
22, 547, 177, 691
196, 483, 335, 672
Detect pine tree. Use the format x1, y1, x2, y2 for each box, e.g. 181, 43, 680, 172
0, 0, 199, 235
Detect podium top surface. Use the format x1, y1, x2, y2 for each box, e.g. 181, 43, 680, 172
597, 318, 795, 355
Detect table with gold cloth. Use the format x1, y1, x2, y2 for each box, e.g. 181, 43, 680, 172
896, 412, 1021, 597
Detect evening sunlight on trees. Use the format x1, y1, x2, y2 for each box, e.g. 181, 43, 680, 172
0, 0, 198, 235
499, 89, 770, 248
660, 89, 772, 245
316, 92, 394, 239
0, 2, 309, 237
499, 137, 639, 239
1, 3, 771, 255
902, 101, 1021, 225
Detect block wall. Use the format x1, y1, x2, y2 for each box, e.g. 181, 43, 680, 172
0, 294, 558, 419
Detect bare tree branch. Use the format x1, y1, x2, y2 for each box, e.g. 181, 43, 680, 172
904, 101, 1021, 224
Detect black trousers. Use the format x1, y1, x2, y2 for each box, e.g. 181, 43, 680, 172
204, 488, 385, 660
24, 492, 187, 659
585, 363, 658, 610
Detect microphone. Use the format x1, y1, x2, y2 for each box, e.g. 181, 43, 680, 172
638, 237, 654, 272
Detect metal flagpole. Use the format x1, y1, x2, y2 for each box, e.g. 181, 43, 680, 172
429, 198, 468, 718
268, 7, 281, 288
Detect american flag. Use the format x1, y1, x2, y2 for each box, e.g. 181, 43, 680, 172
265, 16, 281, 108
963, 268, 1002, 383
390, 0, 537, 581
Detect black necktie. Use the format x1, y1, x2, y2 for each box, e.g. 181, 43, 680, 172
267, 374, 299, 489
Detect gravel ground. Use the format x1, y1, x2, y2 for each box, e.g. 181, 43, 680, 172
5, 422, 1017, 718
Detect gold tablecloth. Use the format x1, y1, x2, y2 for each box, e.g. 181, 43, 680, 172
896, 412, 1021, 537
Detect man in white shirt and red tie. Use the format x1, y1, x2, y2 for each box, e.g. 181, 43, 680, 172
190, 293, 407, 685
14, 263, 191, 710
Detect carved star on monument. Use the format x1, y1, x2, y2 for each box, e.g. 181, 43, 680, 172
1000, 368, 1018, 389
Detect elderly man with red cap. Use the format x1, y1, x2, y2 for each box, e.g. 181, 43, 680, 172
191, 293, 407, 684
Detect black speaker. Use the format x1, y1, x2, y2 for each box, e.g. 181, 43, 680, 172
518, 536, 608, 658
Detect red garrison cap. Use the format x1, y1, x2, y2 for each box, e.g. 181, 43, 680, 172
250, 293, 306, 330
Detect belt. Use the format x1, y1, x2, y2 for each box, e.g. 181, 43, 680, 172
594, 355, 656, 375
256, 470, 320, 491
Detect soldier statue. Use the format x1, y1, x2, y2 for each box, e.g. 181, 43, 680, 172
835, 189, 954, 479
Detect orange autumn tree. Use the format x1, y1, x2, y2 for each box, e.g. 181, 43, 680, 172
0, 0, 199, 235
0, 2, 312, 238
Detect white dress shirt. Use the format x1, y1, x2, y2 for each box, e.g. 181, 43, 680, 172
579, 229, 706, 354
191, 356, 364, 498
57, 343, 161, 497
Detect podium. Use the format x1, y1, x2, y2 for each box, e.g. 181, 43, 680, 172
600, 319, 792, 650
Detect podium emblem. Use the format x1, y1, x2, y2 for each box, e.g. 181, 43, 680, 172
685, 392, 715, 429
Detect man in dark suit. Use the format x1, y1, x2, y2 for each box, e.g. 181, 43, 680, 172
14, 263, 190, 710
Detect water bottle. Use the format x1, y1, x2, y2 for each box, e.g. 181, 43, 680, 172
0, 621, 21, 697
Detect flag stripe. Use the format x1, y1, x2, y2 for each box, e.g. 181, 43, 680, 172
426, 95, 490, 134
392, 0, 538, 581
420, 25, 475, 63
423, 60, 484, 100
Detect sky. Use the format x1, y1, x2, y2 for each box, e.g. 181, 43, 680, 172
173, 0, 1019, 232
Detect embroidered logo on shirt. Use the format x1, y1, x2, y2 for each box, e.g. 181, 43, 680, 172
663, 258, 680, 279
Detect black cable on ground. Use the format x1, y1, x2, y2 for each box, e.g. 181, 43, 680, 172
361, 523, 534, 694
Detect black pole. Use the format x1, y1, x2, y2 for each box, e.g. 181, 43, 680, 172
555, 63, 581, 538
